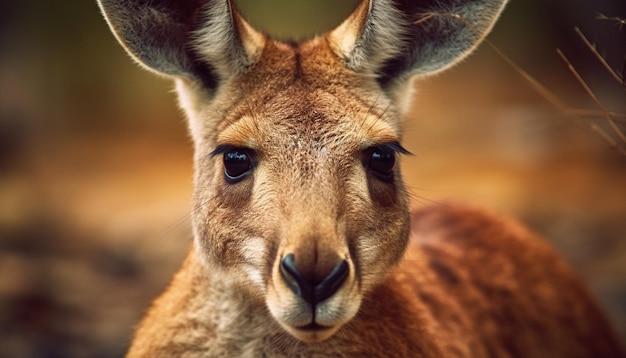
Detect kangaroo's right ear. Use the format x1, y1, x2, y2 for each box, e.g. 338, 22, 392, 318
97, 0, 265, 90
329, 0, 508, 89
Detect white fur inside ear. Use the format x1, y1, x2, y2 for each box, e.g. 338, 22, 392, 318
329, 0, 508, 93
329, 0, 408, 76
328, 1, 369, 60
238, 18, 266, 61
192, 1, 264, 80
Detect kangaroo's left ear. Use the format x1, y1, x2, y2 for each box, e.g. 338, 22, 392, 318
97, 0, 265, 91
328, 0, 508, 89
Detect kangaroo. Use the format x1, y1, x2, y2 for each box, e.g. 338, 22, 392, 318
97, 0, 624, 356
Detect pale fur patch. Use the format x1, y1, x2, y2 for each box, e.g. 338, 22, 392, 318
216, 115, 260, 149
175, 78, 212, 144
239, 236, 267, 288
354, 114, 401, 146
387, 76, 418, 117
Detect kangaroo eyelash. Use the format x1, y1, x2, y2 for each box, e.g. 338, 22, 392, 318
378, 142, 412, 156
210, 145, 233, 157
210, 145, 249, 157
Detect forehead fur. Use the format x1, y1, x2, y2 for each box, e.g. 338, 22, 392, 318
214, 38, 402, 152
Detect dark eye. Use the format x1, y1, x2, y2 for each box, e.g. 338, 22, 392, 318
365, 146, 396, 181
223, 148, 252, 183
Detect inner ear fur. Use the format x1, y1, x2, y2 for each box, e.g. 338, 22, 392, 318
328, 0, 508, 88
97, 0, 206, 78
97, 0, 264, 90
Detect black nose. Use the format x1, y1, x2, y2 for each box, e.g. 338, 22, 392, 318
280, 254, 349, 305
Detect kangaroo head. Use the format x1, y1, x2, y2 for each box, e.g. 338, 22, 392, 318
98, 0, 507, 343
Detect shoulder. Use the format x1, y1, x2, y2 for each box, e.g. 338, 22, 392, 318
409, 203, 547, 253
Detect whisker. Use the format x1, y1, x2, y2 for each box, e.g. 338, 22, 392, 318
155, 194, 218, 241
359, 91, 383, 128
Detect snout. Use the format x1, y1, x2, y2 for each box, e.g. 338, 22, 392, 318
266, 249, 362, 342
280, 253, 349, 305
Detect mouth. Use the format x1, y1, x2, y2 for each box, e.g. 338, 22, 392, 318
286, 321, 339, 343
297, 322, 330, 331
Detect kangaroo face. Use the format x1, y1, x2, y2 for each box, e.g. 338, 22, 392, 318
185, 39, 410, 342
98, 0, 509, 344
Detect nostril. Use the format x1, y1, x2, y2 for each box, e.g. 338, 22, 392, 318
280, 254, 314, 303
280, 254, 349, 305
315, 260, 349, 303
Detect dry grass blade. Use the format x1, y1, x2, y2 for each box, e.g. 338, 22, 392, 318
574, 27, 624, 85
596, 13, 626, 31
587, 122, 625, 156
556, 48, 626, 147
417, 11, 626, 156
423, 11, 568, 110
483, 38, 568, 110
565, 109, 626, 123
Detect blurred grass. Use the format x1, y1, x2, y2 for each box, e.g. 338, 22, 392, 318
0, 0, 625, 356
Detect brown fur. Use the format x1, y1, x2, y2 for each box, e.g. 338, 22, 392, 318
95, 0, 625, 356
128, 205, 623, 357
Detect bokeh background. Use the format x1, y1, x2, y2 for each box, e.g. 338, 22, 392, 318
1, 0, 625, 356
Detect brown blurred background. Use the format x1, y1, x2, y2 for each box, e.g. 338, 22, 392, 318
0, 0, 625, 356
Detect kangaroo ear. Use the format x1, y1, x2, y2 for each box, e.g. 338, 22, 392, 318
329, 0, 508, 88
97, 0, 264, 90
